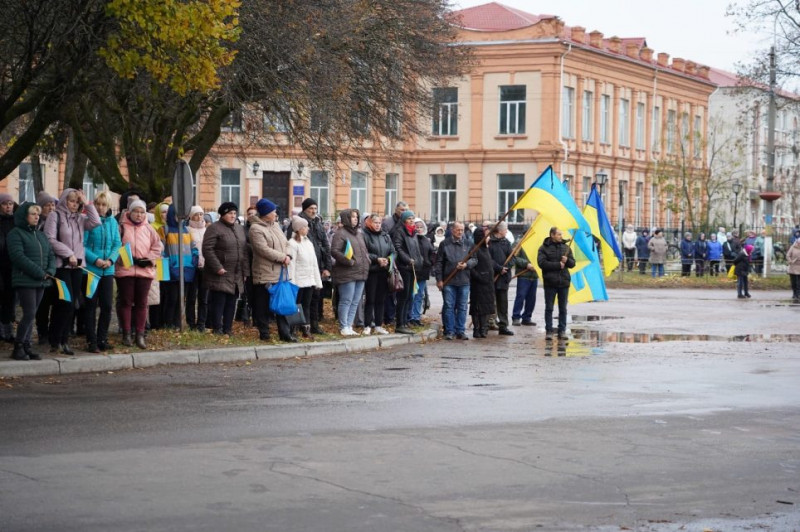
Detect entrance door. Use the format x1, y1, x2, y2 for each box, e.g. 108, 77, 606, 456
261, 171, 291, 220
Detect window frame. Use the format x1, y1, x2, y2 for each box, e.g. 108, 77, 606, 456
582, 90, 593, 141
220, 168, 241, 206
310, 171, 330, 218
432, 87, 458, 136
600, 94, 611, 144
499, 85, 527, 135
619, 98, 630, 147
498, 174, 526, 223
350, 171, 367, 214
562, 86, 575, 139
635, 102, 646, 150
430, 174, 457, 223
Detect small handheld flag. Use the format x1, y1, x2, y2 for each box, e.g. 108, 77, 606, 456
156, 258, 171, 281
85, 271, 100, 299
119, 243, 133, 268
344, 240, 354, 260
55, 278, 71, 302
412, 269, 419, 296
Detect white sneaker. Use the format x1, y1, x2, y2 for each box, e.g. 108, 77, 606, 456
362, 327, 371, 336
374, 326, 390, 335
340, 327, 358, 336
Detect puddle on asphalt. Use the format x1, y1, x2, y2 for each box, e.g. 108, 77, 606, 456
570, 329, 800, 344
571, 315, 623, 322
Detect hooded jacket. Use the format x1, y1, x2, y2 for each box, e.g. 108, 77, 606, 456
186, 206, 206, 269
415, 221, 435, 281
7, 202, 55, 288
363, 224, 394, 274
248, 213, 291, 285
84, 208, 122, 277
330, 209, 369, 285
43, 188, 101, 268
161, 204, 198, 282
115, 211, 163, 280
297, 210, 332, 273
537, 236, 576, 288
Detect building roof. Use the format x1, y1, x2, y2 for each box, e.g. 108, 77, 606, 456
450, 2, 554, 31
709, 66, 800, 100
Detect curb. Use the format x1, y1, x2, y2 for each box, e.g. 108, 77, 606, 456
0, 327, 440, 379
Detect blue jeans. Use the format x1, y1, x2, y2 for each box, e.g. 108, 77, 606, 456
543, 286, 569, 333
737, 274, 749, 296
442, 284, 469, 336
512, 277, 537, 321
337, 280, 365, 330
408, 280, 426, 322
651, 263, 665, 277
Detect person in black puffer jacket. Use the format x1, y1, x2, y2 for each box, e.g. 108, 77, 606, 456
292, 198, 332, 333
489, 222, 514, 336
408, 218, 434, 327
537, 226, 576, 338
0, 194, 17, 343
392, 210, 422, 334
469, 228, 496, 338
362, 213, 394, 334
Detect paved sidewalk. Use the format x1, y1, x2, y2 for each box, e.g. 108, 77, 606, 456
0, 329, 439, 379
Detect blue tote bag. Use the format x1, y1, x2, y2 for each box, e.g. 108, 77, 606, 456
268, 267, 299, 316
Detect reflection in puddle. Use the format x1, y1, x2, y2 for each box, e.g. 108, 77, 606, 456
570, 329, 800, 344
571, 315, 623, 322
543, 338, 601, 357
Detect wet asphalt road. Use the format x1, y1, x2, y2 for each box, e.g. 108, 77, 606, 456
1, 288, 799, 531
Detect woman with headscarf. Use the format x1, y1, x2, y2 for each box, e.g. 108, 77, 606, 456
287, 215, 322, 338
202, 202, 250, 335
186, 206, 208, 331
6, 202, 55, 360
115, 200, 163, 348
469, 227, 496, 338
83, 192, 121, 352
392, 210, 422, 334
43, 188, 100, 354
330, 209, 369, 336
249, 198, 296, 342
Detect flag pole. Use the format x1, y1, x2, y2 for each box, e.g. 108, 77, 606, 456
493, 222, 532, 282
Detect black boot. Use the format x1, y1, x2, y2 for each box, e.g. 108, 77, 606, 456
310, 319, 323, 335
23, 343, 41, 360
122, 330, 133, 347
11, 342, 29, 361
135, 332, 147, 349
98, 336, 115, 351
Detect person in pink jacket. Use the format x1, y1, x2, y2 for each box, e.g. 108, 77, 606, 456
115, 200, 163, 349
43, 188, 100, 355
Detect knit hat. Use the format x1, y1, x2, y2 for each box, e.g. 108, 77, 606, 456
400, 210, 415, 223
218, 201, 238, 217
0, 193, 13, 205
301, 198, 317, 212
744, 244, 754, 255
128, 199, 146, 212
189, 205, 204, 218
37, 191, 56, 207
256, 198, 277, 216
291, 216, 309, 232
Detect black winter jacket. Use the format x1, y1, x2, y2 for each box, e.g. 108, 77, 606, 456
469, 231, 496, 316
292, 211, 332, 273
489, 235, 512, 289
416, 233, 435, 281
537, 237, 576, 288
393, 223, 422, 273
363, 227, 394, 274
433, 236, 477, 286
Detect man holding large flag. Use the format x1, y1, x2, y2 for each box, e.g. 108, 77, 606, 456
434, 221, 477, 341
537, 226, 576, 339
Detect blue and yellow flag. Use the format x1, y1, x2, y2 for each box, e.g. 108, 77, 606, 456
511, 166, 591, 233
344, 240, 354, 260
85, 271, 100, 299
55, 278, 71, 302
582, 184, 622, 277
119, 242, 133, 268
155, 258, 170, 281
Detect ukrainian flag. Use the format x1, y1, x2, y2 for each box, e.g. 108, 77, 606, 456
344, 240, 354, 260
119, 242, 133, 268
85, 271, 100, 299
511, 166, 591, 233
55, 278, 71, 302
156, 258, 171, 281
582, 184, 622, 277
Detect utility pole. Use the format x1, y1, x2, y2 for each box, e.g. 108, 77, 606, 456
761, 45, 782, 277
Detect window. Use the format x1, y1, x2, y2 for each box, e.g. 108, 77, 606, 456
310, 171, 330, 217
667, 110, 676, 153
681, 112, 689, 140
18, 163, 35, 204
649, 185, 658, 228
600, 94, 611, 144
582, 91, 593, 141
582, 176, 592, 206
82, 170, 104, 200
384, 173, 398, 216
499, 85, 526, 135
221, 110, 243, 132
432, 87, 458, 136
350, 171, 367, 213
562, 86, 575, 139
498, 174, 525, 223
651, 105, 661, 152
665, 195, 673, 229
635, 102, 646, 149
220, 169, 241, 205
619, 98, 630, 147
430, 174, 456, 222
694, 115, 702, 158
634, 182, 643, 227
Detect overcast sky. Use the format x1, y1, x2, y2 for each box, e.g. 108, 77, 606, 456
454, 0, 768, 74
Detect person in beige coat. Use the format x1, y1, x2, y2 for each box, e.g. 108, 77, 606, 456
787, 238, 800, 302
647, 229, 668, 278
249, 198, 296, 342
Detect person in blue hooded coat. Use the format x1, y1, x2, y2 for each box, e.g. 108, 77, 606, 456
160, 204, 198, 329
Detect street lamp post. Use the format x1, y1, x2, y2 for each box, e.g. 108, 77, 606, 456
595, 169, 608, 199
732, 180, 742, 233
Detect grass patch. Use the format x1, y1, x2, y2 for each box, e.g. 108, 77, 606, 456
606, 271, 791, 290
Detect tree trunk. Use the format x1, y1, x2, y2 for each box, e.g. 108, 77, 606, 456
31, 153, 44, 195
65, 129, 89, 190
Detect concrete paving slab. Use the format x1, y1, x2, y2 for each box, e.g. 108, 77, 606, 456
255, 343, 307, 360
344, 336, 381, 353
0, 359, 61, 378
132, 350, 199, 369
57, 354, 133, 374
198, 347, 256, 364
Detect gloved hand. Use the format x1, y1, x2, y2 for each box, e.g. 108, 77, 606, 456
134, 258, 153, 268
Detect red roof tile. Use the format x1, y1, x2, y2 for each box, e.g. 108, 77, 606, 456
450, 1, 554, 31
